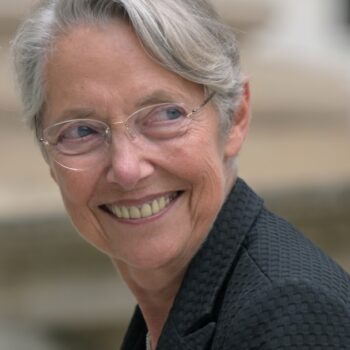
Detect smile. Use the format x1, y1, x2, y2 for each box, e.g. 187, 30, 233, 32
104, 192, 181, 220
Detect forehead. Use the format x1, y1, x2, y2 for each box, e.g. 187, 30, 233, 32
44, 21, 203, 124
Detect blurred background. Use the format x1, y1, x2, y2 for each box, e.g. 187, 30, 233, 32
1, 0, 350, 348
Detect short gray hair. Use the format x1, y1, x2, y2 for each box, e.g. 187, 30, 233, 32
12, 0, 243, 137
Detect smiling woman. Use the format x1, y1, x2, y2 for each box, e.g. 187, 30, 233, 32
11, 0, 350, 349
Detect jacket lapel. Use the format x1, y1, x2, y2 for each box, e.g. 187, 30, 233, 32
157, 178, 263, 349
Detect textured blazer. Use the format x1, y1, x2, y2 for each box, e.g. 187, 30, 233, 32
121, 178, 350, 349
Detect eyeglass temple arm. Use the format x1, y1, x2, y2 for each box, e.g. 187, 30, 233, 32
187, 92, 216, 118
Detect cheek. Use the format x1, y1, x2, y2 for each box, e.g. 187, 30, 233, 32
51, 166, 112, 252
171, 128, 227, 190
167, 137, 227, 219
189, 156, 226, 220
51, 166, 97, 227
178, 152, 227, 256
51, 165, 97, 205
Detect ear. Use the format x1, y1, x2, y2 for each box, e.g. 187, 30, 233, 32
224, 80, 251, 158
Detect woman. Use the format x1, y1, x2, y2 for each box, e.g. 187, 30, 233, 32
12, 1, 350, 349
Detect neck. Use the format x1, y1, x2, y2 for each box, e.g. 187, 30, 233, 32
113, 259, 186, 348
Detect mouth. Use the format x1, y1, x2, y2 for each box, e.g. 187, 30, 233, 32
101, 191, 183, 220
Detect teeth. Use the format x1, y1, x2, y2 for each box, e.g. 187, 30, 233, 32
141, 203, 152, 218
121, 207, 130, 219
158, 197, 166, 210
151, 200, 160, 213
130, 206, 141, 219
108, 193, 177, 220
115, 207, 123, 218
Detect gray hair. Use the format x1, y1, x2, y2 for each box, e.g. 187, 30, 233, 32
12, 0, 243, 137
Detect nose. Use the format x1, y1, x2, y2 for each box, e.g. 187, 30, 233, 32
105, 135, 154, 190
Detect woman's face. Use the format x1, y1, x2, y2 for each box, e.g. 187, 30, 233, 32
44, 21, 249, 272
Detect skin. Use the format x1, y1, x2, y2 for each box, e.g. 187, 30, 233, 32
43, 20, 250, 347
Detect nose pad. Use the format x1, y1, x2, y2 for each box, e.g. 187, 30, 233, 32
111, 120, 136, 141
124, 122, 136, 140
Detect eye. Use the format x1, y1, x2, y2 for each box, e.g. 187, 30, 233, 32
56, 121, 103, 143
44, 119, 109, 156
162, 106, 186, 121
61, 124, 97, 140
140, 104, 187, 125
132, 103, 192, 140
157, 105, 186, 121
44, 119, 108, 148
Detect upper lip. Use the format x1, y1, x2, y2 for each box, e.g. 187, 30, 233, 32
100, 190, 181, 208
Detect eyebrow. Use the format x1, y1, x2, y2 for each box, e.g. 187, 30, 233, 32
53, 108, 98, 123
134, 90, 185, 108
54, 90, 185, 123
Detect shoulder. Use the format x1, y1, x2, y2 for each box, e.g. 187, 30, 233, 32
214, 206, 350, 349
218, 278, 350, 349
245, 207, 350, 301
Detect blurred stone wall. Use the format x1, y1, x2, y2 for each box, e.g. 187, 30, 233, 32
1, 0, 350, 348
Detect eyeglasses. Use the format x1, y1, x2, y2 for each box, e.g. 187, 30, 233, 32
39, 93, 215, 171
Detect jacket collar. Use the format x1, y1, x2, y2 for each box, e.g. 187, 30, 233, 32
157, 178, 264, 349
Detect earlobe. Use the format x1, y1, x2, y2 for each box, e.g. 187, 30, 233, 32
224, 80, 251, 158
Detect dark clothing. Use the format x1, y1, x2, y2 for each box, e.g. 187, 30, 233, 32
121, 178, 350, 349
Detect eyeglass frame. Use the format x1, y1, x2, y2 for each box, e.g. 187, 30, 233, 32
38, 91, 216, 169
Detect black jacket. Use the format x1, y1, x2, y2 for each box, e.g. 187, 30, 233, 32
121, 178, 350, 349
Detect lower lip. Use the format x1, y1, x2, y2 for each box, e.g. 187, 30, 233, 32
103, 192, 182, 225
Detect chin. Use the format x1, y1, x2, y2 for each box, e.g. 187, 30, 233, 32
111, 236, 192, 272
